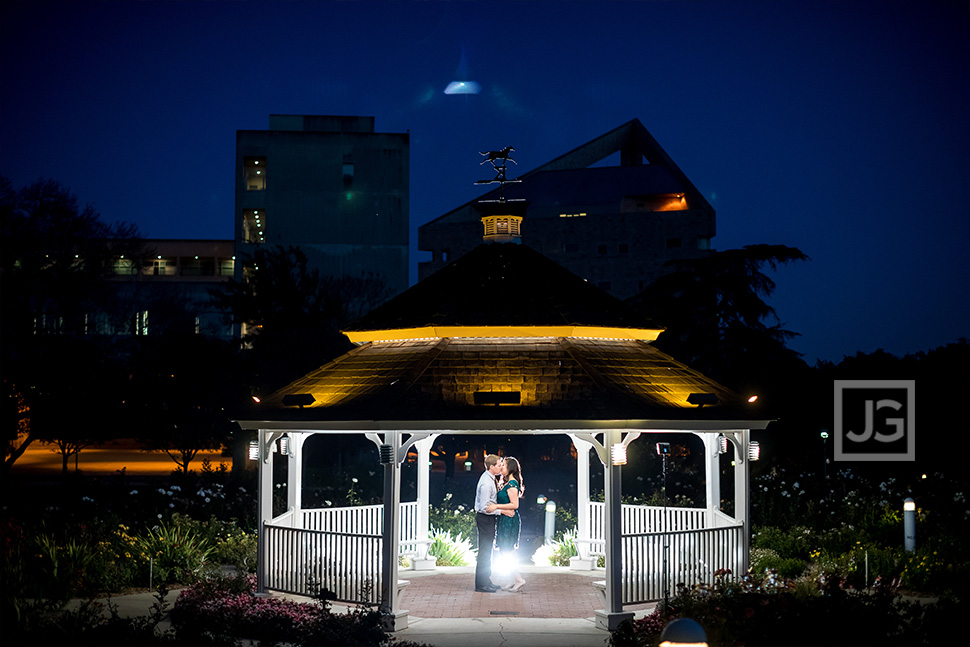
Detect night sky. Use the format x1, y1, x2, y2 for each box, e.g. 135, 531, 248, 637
2, 0, 968, 366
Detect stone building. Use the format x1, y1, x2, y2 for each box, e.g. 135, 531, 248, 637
418, 119, 714, 299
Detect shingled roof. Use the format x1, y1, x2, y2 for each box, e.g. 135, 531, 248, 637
343, 242, 660, 338
239, 241, 767, 429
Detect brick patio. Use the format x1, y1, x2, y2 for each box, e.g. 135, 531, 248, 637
399, 568, 656, 619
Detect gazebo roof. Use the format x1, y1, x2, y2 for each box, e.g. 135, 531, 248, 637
237, 242, 768, 431
342, 242, 662, 343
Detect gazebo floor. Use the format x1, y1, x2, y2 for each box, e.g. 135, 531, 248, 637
398, 566, 657, 619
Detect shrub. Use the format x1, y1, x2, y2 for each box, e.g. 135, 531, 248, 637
427, 527, 475, 566
610, 575, 969, 647
136, 521, 214, 586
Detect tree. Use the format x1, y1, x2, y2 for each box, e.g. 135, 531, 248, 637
0, 177, 144, 477
127, 333, 245, 473
209, 245, 388, 394
628, 244, 810, 396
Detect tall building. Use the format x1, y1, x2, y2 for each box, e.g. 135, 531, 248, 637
235, 115, 409, 297
418, 119, 714, 300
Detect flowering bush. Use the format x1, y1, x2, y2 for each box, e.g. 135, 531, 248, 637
609, 570, 969, 647
427, 492, 476, 543
171, 573, 392, 646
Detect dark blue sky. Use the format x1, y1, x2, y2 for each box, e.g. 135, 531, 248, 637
2, 0, 968, 365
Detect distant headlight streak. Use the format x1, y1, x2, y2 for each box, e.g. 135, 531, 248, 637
444, 81, 480, 95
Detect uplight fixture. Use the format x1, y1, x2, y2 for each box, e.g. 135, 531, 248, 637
659, 617, 708, 647
279, 435, 290, 456
717, 434, 728, 454
248, 440, 259, 461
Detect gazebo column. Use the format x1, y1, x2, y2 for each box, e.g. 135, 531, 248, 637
567, 434, 595, 569
287, 433, 308, 529
595, 428, 635, 631
378, 431, 408, 631
701, 433, 722, 528
411, 435, 438, 570
736, 430, 751, 572
256, 429, 282, 595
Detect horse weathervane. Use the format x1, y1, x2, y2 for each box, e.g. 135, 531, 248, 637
475, 145, 522, 202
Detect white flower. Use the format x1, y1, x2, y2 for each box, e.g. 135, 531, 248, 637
81, 496, 94, 503
130, 490, 138, 495
169, 503, 175, 508
205, 497, 211, 503
352, 477, 359, 483
793, 482, 800, 489
444, 493, 453, 501
157, 514, 163, 519
325, 500, 332, 506
170, 485, 181, 492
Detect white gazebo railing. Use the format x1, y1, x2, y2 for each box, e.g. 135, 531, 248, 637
620, 524, 745, 604
263, 502, 422, 603
585, 502, 745, 604
264, 524, 383, 603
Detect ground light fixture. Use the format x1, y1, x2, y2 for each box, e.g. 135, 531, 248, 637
659, 617, 708, 647
544, 500, 557, 543
903, 498, 916, 551
536, 495, 547, 505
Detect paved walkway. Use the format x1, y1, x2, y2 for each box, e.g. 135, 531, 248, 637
68, 566, 658, 647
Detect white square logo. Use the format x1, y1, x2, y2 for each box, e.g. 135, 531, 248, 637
834, 380, 915, 462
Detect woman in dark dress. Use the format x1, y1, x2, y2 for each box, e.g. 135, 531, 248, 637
487, 457, 525, 592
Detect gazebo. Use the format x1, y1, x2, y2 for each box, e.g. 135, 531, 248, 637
235, 214, 770, 631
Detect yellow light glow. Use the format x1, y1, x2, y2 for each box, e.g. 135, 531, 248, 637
904, 500, 916, 511
344, 325, 662, 344
747, 395, 758, 403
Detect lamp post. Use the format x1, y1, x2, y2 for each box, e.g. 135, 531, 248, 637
903, 498, 916, 552
819, 430, 829, 479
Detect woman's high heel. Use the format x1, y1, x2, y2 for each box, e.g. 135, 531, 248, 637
510, 580, 526, 593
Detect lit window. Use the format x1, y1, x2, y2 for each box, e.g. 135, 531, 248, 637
244, 157, 266, 191
135, 310, 149, 336
242, 209, 265, 244
697, 237, 711, 250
